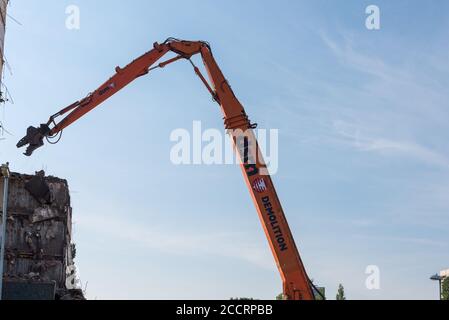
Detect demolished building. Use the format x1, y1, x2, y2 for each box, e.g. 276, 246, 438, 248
0, 2, 83, 300
0, 168, 84, 300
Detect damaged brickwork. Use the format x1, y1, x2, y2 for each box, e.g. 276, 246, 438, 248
0, 171, 85, 300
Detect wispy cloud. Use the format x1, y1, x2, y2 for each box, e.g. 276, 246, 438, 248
311, 31, 449, 170
354, 234, 448, 248
76, 214, 275, 270
332, 119, 449, 170
267, 30, 449, 155
320, 32, 400, 81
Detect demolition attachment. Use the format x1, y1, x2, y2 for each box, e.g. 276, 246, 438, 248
16, 124, 51, 156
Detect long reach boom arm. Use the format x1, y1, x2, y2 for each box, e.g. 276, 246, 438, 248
17, 38, 315, 300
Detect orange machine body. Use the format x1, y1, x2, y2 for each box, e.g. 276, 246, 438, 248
19, 39, 314, 300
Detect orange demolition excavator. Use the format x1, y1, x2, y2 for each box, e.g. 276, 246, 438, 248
17, 38, 318, 300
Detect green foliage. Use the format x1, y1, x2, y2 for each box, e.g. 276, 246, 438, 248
314, 287, 326, 300
442, 277, 449, 300
336, 284, 346, 300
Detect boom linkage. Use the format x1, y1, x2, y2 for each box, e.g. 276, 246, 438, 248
16, 38, 315, 300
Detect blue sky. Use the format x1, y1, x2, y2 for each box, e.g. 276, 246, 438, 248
1, 0, 448, 299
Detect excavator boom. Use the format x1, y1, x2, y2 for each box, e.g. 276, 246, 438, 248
17, 38, 315, 300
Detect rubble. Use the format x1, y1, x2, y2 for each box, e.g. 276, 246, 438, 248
0, 171, 85, 300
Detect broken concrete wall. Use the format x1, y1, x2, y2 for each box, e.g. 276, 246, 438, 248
0, 171, 84, 300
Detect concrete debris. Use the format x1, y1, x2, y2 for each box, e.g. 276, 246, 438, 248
1, 171, 85, 300
25, 171, 51, 204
